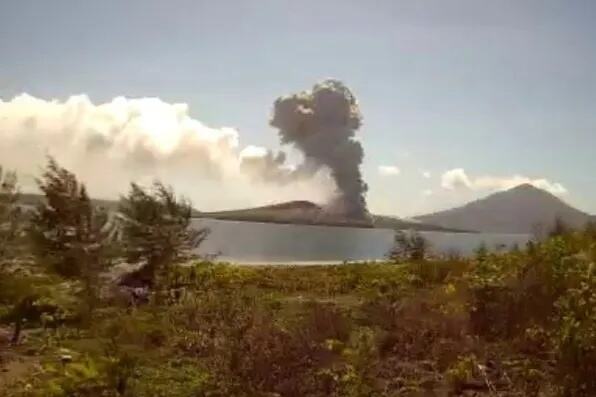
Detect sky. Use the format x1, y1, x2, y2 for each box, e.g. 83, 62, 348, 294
1, 0, 595, 216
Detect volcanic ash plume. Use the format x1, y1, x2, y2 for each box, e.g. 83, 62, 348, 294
270, 79, 370, 220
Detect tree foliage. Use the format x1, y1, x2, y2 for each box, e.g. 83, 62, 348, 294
549, 216, 569, 238
0, 166, 23, 259
387, 230, 429, 263
29, 158, 113, 278
117, 182, 208, 287
27, 157, 114, 317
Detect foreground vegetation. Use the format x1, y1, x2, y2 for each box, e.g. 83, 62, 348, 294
1, 160, 595, 396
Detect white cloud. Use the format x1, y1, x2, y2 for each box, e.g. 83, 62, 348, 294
422, 189, 433, 197
441, 168, 473, 190
440, 168, 567, 196
474, 175, 567, 195
378, 165, 401, 176
0, 94, 333, 210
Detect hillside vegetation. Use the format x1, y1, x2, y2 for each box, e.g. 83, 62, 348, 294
1, 160, 595, 396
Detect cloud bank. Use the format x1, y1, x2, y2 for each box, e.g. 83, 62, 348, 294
0, 94, 333, 210
441, 168, 567, 196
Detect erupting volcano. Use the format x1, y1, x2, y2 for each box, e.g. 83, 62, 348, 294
270, 80, 370, 222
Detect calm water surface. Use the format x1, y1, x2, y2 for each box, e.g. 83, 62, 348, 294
192, 218, 531, 264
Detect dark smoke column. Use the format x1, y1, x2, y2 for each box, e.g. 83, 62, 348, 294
270, 79, 370, 221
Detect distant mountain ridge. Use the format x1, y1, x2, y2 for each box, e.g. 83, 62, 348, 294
21, 184, 592, 234
198, 200, 469, 232
415, 184, 594, 234
18, 194, 466, 232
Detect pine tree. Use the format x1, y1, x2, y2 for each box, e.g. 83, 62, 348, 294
0, 166, 61, 344
0, 166, 22, 259
28, 157, 113, 315
117, 181, 208, 287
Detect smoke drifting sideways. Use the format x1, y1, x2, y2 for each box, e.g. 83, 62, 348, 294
270, 80, 370, 221
0, 94, 334, 210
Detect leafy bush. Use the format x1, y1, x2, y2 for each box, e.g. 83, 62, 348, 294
552, 261, 596, 396
387, 230, 430, 263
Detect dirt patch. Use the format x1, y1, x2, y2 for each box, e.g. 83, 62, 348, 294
0, 327, 39, 392
0, 352, 38, 391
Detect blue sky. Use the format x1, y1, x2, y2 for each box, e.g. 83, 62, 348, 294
1, 0, 595, 216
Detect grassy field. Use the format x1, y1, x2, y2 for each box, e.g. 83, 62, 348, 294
1, 226, 595, 396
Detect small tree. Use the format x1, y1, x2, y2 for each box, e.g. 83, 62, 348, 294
387, 230, 429, 263
474, 242, 489, 261
0, 167, 29, 343
549, 216, 569, 238
117, 182, 208, 287
0, 166, 23, 259
0, 165, 80, 343
584, 221, 596, 240
28, 157, 113, 316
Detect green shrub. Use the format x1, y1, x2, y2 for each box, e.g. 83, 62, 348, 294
553, 261, 596, 396
387, 230, 429, 263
